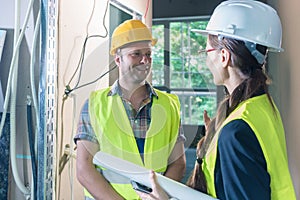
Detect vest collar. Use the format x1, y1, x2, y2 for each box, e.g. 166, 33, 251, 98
108, 80, 158, 99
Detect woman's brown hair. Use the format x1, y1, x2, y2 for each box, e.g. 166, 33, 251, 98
186, 34, 275, 193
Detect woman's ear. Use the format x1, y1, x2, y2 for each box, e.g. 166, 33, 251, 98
220, 48, 230, 67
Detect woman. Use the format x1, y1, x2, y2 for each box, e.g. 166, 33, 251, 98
136, 1, 296, 199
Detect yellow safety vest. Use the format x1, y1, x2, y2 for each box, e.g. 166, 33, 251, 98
86, 87, 180, 199
203, 94, 296, 199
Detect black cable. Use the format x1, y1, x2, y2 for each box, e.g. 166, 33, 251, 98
64, 64, 118, 96
66, 0, 110, 95
26, 104, 37, 200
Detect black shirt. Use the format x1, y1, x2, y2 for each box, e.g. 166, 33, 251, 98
215, 119, 271, 200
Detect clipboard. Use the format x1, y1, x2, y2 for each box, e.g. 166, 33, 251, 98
93, 151, 218, 200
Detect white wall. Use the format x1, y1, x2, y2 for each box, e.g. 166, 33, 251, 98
270, 0, 300, 197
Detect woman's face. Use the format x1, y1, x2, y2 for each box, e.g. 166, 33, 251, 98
204, 39, 226, 86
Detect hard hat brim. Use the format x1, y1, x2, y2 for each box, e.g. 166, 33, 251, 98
110, 38, 157, 55
191, 29, 284, 52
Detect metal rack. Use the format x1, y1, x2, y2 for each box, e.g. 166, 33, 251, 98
38, 0, 57, 199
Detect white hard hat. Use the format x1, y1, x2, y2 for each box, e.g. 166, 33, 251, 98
192, 0, 283, 52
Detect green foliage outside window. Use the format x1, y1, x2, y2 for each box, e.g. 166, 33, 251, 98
152, 24, 165, 86
152, 20, 217, 125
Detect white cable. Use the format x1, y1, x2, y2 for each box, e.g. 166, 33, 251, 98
29, 10, 41, 200
30, 10, 41, 156
0, 0, 35, 137
69, 93, 77, 200
10, 0, 36, 197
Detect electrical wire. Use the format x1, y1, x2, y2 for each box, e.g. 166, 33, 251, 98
65, 0, 110, 97
0, 0, 34, 138
9, 0, 35, 198
26, 98, 37, 200
58, 0, 111, 199
69, 93, 77, 200
143, 0, 150, 20
57, 93, 66, 199
29, 10, 41, 200
64, 64, 118, 96
30, 10, 41, 156
0, 0, 40, 198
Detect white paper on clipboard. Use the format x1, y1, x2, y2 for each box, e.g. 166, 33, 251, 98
93, 151, 218, 200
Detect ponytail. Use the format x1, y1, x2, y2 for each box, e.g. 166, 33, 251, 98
186, 35, 276, 193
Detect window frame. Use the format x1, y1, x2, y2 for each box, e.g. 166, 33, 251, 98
152, 16, 221, 127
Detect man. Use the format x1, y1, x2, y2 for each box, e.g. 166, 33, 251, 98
74, 19, 186, 200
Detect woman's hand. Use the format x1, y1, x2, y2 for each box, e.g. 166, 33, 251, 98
135, 170, 169, 200
203, 110, 211, 131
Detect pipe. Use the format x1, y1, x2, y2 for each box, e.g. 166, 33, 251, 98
0, 0, 35, 137
9, 0, 36, 197
69, 93, 77, 200
10, 0, 30, 196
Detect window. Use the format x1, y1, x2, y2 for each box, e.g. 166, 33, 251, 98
109, 0, 142, 33
152, 17, 217, 126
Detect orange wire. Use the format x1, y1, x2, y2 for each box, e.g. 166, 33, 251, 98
143, 0, 150, 20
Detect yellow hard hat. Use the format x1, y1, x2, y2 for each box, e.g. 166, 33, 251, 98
110, 19, 157, 55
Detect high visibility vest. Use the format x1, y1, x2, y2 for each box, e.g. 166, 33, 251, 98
85, 87, 180, 199
203, 94, 296, 199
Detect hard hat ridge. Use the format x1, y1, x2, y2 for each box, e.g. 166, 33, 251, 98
110, 19, 157, 55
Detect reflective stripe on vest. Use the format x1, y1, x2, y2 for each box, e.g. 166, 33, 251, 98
203, 94, 296, 199
85, 88, 180, 199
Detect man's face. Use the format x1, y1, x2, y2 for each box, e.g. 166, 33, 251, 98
116, 41, 152, 84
